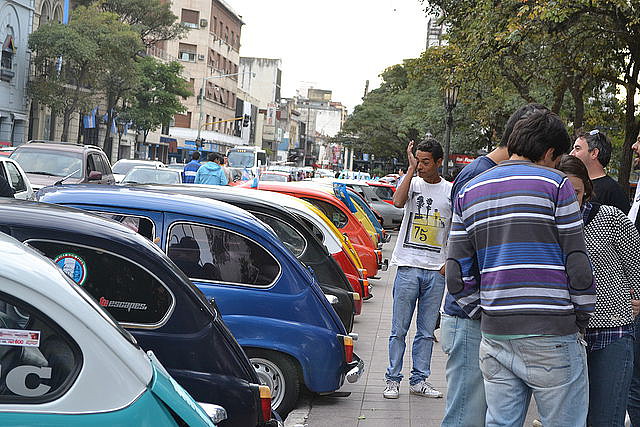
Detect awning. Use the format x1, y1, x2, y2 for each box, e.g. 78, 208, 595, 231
11, 113, 27, 121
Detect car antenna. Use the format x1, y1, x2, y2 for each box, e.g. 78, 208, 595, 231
54, 169, 81, 186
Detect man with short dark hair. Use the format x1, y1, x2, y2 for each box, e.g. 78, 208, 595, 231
571, 129, 629, 213
447, 111, 596, 426
194, 152, 228, 186
183, 151, 201, 184
383, 137, 451, 400
441, 103, 548, 427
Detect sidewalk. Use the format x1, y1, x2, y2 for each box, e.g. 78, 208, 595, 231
285, 231, 538, 427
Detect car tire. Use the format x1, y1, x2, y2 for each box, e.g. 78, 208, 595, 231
245, 348, 300, 417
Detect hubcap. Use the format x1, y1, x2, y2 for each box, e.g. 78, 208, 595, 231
250, 357, 286, 409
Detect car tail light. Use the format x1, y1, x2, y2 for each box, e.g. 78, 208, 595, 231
374, 249, 382, 263
352, 292, 361, 301
341, 335, 354, 363
259, 385, 272, 422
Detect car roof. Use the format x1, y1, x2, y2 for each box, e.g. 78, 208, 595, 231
127, 166, 177, 172
14, 142, 103, 153
36, 184, 277, 240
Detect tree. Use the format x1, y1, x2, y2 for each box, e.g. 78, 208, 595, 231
78, 0, 187, 46
28, 12, 102, 141
121, 57, 192, 145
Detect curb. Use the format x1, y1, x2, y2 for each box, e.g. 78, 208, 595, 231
283, 394, 312, 427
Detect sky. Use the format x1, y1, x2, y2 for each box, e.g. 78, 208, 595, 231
229, 0, 431, 112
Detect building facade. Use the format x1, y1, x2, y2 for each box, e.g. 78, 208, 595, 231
158, 0, 244, 161
0, 0, 34, 147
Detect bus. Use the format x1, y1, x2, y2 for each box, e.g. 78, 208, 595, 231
226, 146, 268, 171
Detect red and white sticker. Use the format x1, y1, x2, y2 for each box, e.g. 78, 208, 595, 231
0, 329, 40, 347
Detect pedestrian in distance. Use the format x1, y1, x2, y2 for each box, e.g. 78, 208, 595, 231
383, 137, 451, 400
447, 110, 596, 426
194, 152, 228, 186
183, 151, 201, 184
222, 155, 234, 184
0, 175, 14, 198
556, 154, 640, 426
440, 103, 549, 427
570, 129, 630, 213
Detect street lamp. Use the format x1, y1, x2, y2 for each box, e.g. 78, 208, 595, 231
442, 84, 459, 177
196, 71, 254, 147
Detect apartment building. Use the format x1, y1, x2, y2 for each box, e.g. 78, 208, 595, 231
157, 0, 244, 159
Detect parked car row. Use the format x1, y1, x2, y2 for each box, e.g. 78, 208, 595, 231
0, 140, 396, 425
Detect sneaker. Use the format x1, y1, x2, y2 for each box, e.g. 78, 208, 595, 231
383, 380, 399, 399
409, 380, 443, 398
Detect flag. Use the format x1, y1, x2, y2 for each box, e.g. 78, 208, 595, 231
123, 121, 132, 135
333, 183, 357, 213
250, 173, 259, 189
110, 118, 117, 134
83, 107, 97, 129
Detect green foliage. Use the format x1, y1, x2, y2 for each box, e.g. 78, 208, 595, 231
121, 57, 191, 142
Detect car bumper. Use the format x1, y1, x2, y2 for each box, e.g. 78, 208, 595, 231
345, 353, 365, 384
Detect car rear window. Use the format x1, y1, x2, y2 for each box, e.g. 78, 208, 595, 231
12, 149, 83, 178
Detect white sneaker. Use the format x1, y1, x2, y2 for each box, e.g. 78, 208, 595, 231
383, 380, 399, 399
409, 380, 443, 398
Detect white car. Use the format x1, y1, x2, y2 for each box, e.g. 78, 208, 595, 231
0, 157, 34, 200
0, 232, 225, 426
112, 159, 165, 183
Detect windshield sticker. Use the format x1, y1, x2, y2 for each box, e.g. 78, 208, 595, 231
53, 253, 87, 286
0, 329, 41, 347
99, 297, 148, 312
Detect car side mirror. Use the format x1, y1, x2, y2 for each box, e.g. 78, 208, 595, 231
88, 171, 102, 181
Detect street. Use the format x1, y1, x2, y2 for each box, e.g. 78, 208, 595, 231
285, 231, 539, 427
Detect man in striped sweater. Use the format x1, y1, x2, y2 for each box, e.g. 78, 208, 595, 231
446, 111, 596, 426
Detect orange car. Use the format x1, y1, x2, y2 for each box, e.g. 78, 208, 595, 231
242, 181, 380, 278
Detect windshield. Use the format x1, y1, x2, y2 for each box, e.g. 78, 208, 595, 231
227, 151, 255, 168
12, 149, 83, 178
113, 161, 154, 175
123, 168, 180, 184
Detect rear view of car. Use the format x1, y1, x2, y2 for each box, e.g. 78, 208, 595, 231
122, 166, 182, 184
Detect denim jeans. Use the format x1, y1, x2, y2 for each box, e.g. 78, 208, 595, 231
440, 314, 486, 427
386, 266, 445, 385
587, 334, 633, 426
479, 334, 588, 427
628, 317, 640, 426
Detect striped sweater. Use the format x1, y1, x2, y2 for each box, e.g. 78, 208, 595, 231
446, 160, 596, 335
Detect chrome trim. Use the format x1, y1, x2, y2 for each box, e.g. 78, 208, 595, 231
166, 221, 282, 289
23, 239, 176, 330
197, 402, 227, 423
325, 294, 339, 305
348, 333, 359, 341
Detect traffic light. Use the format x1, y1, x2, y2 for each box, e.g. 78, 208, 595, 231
242, 114, 250, 127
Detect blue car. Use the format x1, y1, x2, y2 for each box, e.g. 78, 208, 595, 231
37, 185, 364, 416
0, 199, 279, 427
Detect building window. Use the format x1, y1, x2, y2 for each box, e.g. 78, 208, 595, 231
181, 9, 199, 29
174, 111, 192, 128
178, 43, 197, 62
1, 35, 15, 82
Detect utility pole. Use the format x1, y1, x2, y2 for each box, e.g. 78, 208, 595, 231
363, 80, 369, 98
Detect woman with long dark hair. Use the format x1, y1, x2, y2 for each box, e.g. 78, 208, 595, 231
557, 154, 640, 426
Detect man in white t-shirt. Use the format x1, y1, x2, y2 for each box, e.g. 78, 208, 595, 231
383, 137, 452, 399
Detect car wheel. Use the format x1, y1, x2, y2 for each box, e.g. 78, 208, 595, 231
246, 348, 300, 417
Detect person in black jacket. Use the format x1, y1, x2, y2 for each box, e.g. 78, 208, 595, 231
0, 175, 14, 198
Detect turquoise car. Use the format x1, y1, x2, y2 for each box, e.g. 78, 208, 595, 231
0, 232, 225, 426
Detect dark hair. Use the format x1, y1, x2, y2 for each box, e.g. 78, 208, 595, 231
556, 154, 592, 202
507, 110, 570, 162
500, 103, 550, 147
416, 137, 444, 161
207, 152, 223, 163
191, 151, 200, 160
576, 129, 612, 167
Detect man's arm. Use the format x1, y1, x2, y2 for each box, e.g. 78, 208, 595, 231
393, 141, 417, 208
556, 178, 596, 330
446, 198, 481, 318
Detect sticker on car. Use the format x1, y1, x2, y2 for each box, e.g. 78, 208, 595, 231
54, 253, 87, 286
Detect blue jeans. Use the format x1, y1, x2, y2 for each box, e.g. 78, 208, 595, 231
587, 334, 634, 426
386, 266, 445, 385
628, 318, 640, 426
440, 314, 486, 427
479, 334, 588, 427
